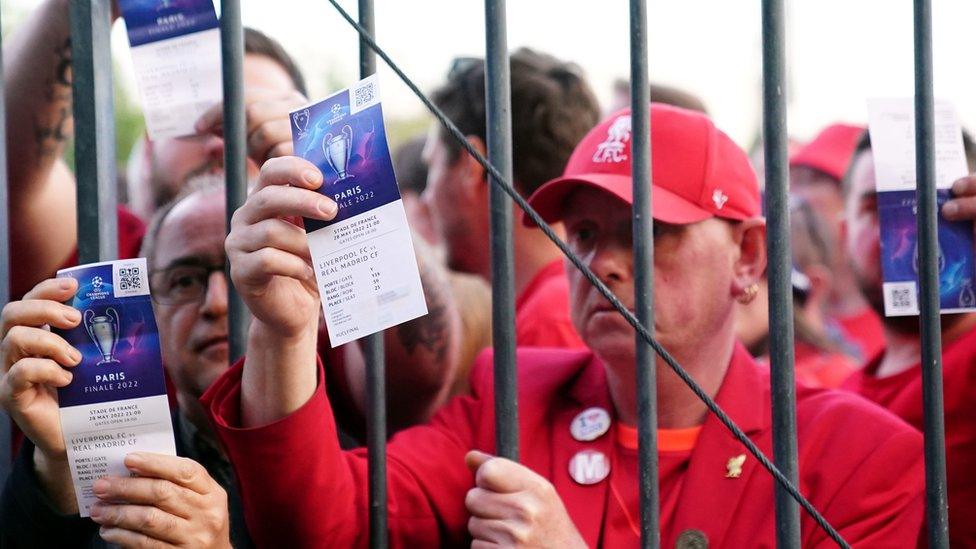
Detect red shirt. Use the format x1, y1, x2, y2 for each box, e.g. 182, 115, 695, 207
203, 343, 924, 547
602, 425, 700, 547
835, 306, 885, 363
10, 205, 146, 300
842, 326, 976, 547
514, 260, 585, 349
793, 342, 858, 389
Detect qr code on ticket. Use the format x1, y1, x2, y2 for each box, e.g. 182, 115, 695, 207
350, 76, 379, 114
883, 282, 918, 316
118, 267, 141, 291
112, 259, 150, 297
354, 81, 375, 108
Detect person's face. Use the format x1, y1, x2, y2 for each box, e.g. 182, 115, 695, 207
562, 187, 743, 366
145, 53, 298, 215
421, 127, 485, 273
843, 151, 884, 312
151, 190, 229, 403
790, 166, 845, 231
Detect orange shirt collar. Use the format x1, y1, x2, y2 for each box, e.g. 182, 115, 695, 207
616, 423, 701, 452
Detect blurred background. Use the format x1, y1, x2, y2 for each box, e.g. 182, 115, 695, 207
4, 0, 976, 169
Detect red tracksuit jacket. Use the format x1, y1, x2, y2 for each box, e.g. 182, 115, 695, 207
202, 343, 924, 548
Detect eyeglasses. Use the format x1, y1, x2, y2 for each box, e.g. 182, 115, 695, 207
149, 263, 226, 305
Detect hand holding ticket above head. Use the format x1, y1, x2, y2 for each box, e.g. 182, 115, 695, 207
942, 174, 976, 221
195, 88, 309, 163
0, 277, 83, 460
464, 450, 587, 549
90, 453, 231, 549
226, 156, 337, 340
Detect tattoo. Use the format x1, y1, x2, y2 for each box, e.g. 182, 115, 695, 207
396, 261, 451, 364
34, 38, 74, 164
33, 108, 71, 161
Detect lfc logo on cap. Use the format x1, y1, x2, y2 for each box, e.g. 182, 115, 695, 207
570, 407, 611, 442
592, 115, 631, 163
568, 450, 610, 485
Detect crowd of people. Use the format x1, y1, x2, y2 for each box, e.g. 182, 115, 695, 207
1, 1, 974, 547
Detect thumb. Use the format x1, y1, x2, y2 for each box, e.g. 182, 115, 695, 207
465, 450, 494, 473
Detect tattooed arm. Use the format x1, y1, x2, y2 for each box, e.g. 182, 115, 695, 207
340, 233, 462, 433
5, 0, 83, 298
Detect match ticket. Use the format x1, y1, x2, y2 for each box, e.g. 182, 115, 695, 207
867, 98, 976, 316
290, 75, 428, 347
53, 259, 176, 517
118, 0, 222, 140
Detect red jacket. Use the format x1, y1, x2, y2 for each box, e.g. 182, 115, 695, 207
203, 344, 924, 548
843, 325, 976, 547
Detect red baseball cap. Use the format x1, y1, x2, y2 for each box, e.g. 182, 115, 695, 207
788, 123, 865, 182
525, 103, 760, 226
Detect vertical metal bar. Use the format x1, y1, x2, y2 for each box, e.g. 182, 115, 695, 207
358, 2, 387, 548
484, 0, 518, 461
70, 0, 117, 264
629, 1, 658, 547
0, 4, 11, 482
760, 0, 801, 546
913, 1, 949, 546
220, 0, 247, 363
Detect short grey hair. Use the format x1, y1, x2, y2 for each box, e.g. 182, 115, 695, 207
139, 173, 225, 270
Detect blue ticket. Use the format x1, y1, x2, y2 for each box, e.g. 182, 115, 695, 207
54, 259, 176, 516
118, 0, 218, 47
118, 0, 222, 139
291, 76, 428, 346
868, 98, 976, 316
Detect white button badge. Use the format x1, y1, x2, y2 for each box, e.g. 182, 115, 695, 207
570, 407, 611, 442
568, 450, 610, 485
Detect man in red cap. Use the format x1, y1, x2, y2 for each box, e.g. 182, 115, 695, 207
789, 123, 886, 362
203, 104, 924, 547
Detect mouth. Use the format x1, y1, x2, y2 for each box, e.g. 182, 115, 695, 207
194, 335, 228, 354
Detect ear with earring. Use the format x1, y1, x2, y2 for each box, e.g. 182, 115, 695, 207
736, 283, 760, 304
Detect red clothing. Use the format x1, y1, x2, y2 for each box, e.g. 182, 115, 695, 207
514, 260, 585, 348
203, 344, 924, 548
842, 326, 976, 547
835, 306, 885, 363
602, 425, 699, 547
793, 341, 858, 389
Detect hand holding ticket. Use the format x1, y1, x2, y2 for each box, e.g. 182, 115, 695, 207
50, 259, 177, 516
290, 75, 428, 346
0, 278, 84, 462
867, 98, 976, 316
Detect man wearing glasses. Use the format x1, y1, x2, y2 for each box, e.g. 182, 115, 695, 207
1, 175, 460, 546
0, 179, 245, 547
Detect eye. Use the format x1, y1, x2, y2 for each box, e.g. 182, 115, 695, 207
568, 221, 597, 249
165, 268, 206, 294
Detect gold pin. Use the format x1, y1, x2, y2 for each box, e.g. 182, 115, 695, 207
725, 454, 745, 478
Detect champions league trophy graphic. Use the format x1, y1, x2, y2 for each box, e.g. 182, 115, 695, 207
322, 125, 354, 182
293, 109, 310, 139
84, 308, 120, 365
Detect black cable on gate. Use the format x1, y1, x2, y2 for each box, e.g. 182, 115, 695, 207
323, 0, 849, 546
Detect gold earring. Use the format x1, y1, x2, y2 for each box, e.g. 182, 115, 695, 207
736, 283, 759, 304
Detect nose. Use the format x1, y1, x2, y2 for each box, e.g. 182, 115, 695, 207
203, 136, 225, 166
200, 270, 229, 318
587, 240, 632, 286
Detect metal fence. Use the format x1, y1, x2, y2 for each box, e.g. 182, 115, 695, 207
0, 0, 951, 547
